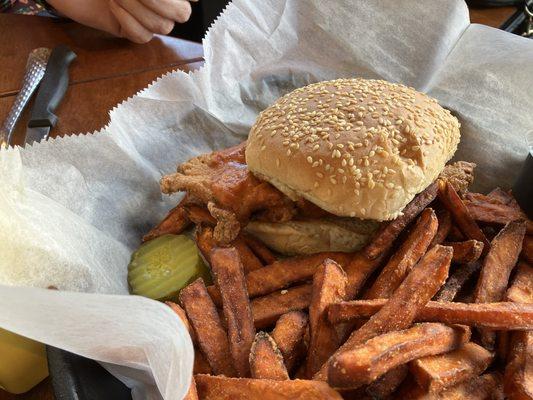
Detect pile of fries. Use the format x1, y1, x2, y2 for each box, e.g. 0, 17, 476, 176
156, 177, 532, 399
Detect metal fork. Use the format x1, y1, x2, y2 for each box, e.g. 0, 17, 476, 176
0, 48, 51, 149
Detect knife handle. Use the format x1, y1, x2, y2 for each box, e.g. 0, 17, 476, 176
27, 45, 77, 128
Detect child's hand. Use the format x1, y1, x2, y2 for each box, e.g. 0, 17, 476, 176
109, 0, 194, 43
47, 0, 196, 43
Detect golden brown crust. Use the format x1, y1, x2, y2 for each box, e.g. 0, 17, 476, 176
194, 375, 343, 400
246, 78, 460, 220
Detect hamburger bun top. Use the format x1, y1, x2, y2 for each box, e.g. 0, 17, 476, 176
246, 78, 460, 221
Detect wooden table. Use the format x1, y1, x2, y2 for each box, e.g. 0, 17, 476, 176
0, 4, 519, 400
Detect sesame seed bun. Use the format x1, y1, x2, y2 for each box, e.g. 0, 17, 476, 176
246, 78, 460, 221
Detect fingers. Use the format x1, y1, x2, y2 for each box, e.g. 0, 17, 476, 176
138, 0, 192, 23
109, 0, 154, 43
113, 0, 175, 35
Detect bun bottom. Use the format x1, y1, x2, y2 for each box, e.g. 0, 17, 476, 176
244, 218, 379, 255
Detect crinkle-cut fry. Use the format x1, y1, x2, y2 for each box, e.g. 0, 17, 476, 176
243, 234, 277, 265
314, 245, 452, 381
193, 350, 212, 375
364, 208, 438, 299
179, 278, 236, 376
328, 323, 470, 389
474, 220, 527, 349
166, 301, 196, 343
522, 236, 533, 265
444, 240, 484, 264
365, 365, 409, 399
307, 260, 347, 377
506, 262, 533, 304
194, 374, 343, 400
207, 252, 352, 305
327, 299, 533, 330
430, 208, 452, 247
271, 311, 308, 373
252, 284, 312, 329
211, 247, 256, 377
438, 179, 491, 252
249, 332, 289, 380
504, 331, 533, 400
142, 204, 191, 242
364, 182, 438, 260
185, 204, 217, 226
434, 262, 481, 302
409, 342, 493, 393
184, 378, 199, 400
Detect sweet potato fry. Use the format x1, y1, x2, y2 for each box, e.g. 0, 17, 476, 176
196, 227, 263, 272
522, 236, 533, 265
307, 259, 347, 377
184, 378, 199, 400
243, 234, 277, 265
233, 237, 264, 272
504, 260, 533, 399
487, 188, 521, 209
474, 220, 527, 349
179, 278, 236, 376
448, 225, 465, 241
271, 311, 308, 373
314, 245, 452, 381
195, 226, 216, 263
434, 262, 481, 302
194, 374, 343, 400
364, 208, 438, 299
185, 204, 217, 226
364, 182, 438, 260
343, 251, 387, 299
504, 331, 533, 400
166, 301, 196, 343
400, 372, 503, 400
193, 350, 212, 375
430, 208, 452, 247
365, 365, 409, 399
211, 247, 256, 377
506, 262, 533, 304
252, 284, 313, 329
410, 342, 493, 393
328, 299, 533, 330
328, 323, 470, 389
437, 179, 490, 252
464, 198, 533, 234
250, 332, 289, 380
444, 240, 484, 264
143, 203, 191, 242
207, 252, 352, 305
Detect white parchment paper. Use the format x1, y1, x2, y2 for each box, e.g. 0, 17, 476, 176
0, 1, 532, 399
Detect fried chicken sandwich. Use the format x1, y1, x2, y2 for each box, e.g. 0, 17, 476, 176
157, 78, 471, 255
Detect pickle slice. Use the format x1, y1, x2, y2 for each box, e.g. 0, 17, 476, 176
128, 234, 210, 301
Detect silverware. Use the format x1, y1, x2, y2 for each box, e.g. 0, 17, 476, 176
25, 45, 77, 145
0, 48, 51, 149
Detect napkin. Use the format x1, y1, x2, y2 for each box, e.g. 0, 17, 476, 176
0, 0, 532, 399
